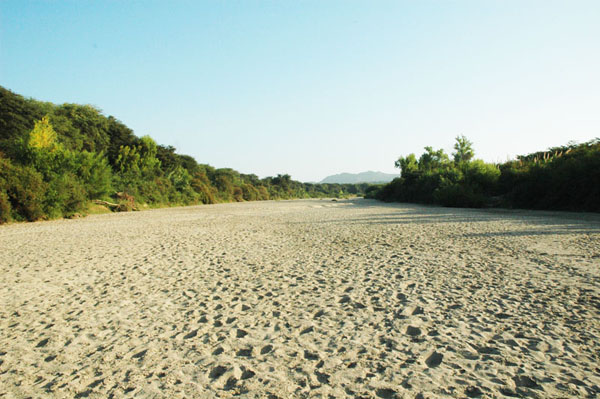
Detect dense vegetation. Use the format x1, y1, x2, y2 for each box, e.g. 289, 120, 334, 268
0, 86, 367, 223
367, 135, 600, 212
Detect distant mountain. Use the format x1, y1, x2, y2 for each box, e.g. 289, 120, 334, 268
320, 171, 398, 184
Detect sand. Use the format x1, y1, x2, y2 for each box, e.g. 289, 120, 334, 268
1, 198, 599, 398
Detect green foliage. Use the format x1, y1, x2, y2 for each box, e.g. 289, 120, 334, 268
0, 157, 47, 221
257, 185, 270, 200
168, 165, 192, 191
433, 183, 487, 208
394, 153, 418, 175
116, 145, 142, 175
45, 173, 87, 218
106, 116, 138, 164
242, 183, 260, 201
0, 189, 11, 223
75, 151, 113, 199
28, 115, 58, 149
498, 139, 600, 211
453, 135, 475, 164
373, 137, 599, 212
139, 136, 162, 177
463, 160, 500, 194
0, 86, 49, 144
419, 146, 450, 171
374, 140, 498, 208
190, 169, 218, 204
0, 85, 370, 223
51, 104, 110, 152
233, 186, 244, 202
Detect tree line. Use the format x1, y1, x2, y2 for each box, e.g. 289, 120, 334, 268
0, 86, 368, 223
366, 135, 600, 212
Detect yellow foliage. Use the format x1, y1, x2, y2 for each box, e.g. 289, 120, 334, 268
28, 116, 57, 149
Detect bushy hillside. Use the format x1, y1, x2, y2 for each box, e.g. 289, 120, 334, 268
0, 87, 365, 223
367, 136, 600, 212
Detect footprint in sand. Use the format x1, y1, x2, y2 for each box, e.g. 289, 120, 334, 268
209, 365, 228, 380
424, 350, 443, 368
212, 347, 224, 356
132, 349, 148, 360
314, 370, 330, 384
404, 305, 424, 316
376, 388, 398, 398
183, 329, 198, 339
300, 326, 314, 335
236, 347, 253, 357
241, 368, 255, 380
406, 326, 421, 337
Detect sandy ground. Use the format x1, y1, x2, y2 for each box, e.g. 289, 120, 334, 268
1, 198, 599, 399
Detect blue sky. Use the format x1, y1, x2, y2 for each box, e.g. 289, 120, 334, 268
1, 1, 599, 182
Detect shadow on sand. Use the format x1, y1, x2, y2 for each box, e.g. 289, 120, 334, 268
319, 198, 600, 237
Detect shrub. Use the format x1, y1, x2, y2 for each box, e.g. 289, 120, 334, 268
57, 174, 87, 216
0, 190, 11, 223
44, 173, 88, 218
75, 151, 113, 199
242, 184, 259, 201
257, 185, 270, 200
463, 160, 500, 194
194, 182, 217, 204
433, 183, 487, 208
364, 184, 382, 199
1, 161, 47, 221
233, 187, 244, 202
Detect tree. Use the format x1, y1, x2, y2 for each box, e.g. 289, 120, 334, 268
453, 135, 474, 164
138, 136, 161, 177
116, 145, 141, 175
28, 116, 57, 150
0, 86, 49, 143
419, 146, 449, 171
395, 153, 418, 176
106, 116, 138, 165
156, 145, 180, 171
52, 104, 110, 153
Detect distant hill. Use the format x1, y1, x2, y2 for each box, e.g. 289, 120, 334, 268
320, 171, 398, 184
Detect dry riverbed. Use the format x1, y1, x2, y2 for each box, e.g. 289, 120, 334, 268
1, 199, 599, 398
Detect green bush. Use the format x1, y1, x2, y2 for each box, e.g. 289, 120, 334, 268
257, 185, 270, 200
53, 173, 88, 216
0, 159, 47, 221
433, 183, 487, 208
1, 85, 370, 221
374, 139, 599, 212
233, 187, 244, 202
194, 181, 217, 204
364, 184, 382, 199
0, 190, 11, 223
463, 160, 500, 194
242, 184, 259, 201
75, 151, 113, 199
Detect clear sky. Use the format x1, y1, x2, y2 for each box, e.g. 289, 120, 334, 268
1, 1, 599, 182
